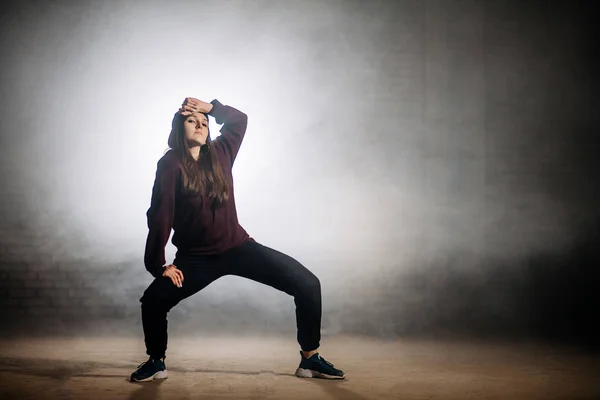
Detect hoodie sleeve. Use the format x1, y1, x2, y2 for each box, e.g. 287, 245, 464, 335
144, 153, 180, 278
209, 99, 248, 166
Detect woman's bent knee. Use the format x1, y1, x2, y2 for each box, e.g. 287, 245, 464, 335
297, 272, 321, 297
140, 280, 173, 306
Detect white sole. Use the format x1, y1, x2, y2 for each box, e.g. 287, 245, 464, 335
132, 369, 168, 382
295, 368, 345, 379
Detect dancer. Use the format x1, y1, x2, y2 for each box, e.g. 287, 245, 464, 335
130, 97, 345, 382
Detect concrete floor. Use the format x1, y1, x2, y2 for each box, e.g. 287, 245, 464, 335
0, 335, 598, 400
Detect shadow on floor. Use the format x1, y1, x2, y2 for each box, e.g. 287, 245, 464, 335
0, 356, 370, 400
307, 378, 369, 400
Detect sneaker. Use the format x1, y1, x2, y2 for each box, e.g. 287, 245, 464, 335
130, 357, 168, 382
295, 351, 345, 379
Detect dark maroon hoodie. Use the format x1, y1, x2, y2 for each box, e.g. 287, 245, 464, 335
144, 99, 254, 278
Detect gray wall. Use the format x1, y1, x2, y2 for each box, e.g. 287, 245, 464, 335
0, 0, 598, 347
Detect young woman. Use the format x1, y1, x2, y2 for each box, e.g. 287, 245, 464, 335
130, 98, 345, 382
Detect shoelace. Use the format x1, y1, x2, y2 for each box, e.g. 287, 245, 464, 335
137, 358, 162, 369
318, 356, 334, 367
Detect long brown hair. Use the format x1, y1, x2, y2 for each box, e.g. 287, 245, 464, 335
167, 112, 230, 207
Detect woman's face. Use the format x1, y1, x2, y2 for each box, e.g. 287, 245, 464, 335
183, 113, 209, 146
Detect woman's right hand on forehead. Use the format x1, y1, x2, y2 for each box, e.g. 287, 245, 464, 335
179, 98, 212, 116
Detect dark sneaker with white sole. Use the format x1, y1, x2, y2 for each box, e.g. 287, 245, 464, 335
295, 351, 345, 379
130, 357, 168, 382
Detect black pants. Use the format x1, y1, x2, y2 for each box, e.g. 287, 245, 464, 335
139, 241, 322, 359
